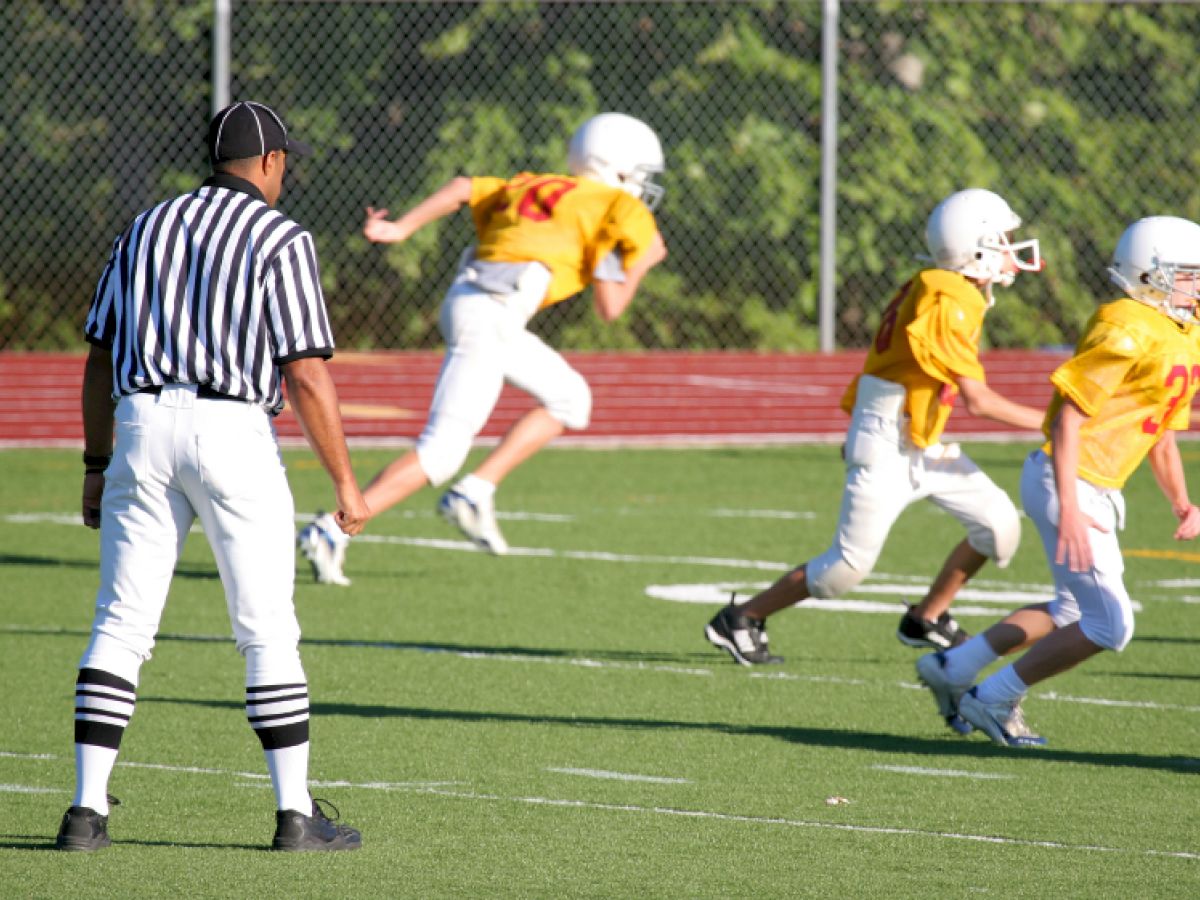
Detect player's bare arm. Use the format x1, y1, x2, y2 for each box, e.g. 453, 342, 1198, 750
363, 175, 473, 244
1147, 430, 1200, 540
956, 375, 1044, 431
80, 345, 115, 528
282, 357, 369, 535
1050, 398, 1105, 571
593, 231, 667, 321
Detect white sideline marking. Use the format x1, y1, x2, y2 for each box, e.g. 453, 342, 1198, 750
0, 750, 55, 760
0, 783, 64, 794
547, 767, 690, 784
871, 765, 1015, 781
7, 748, 1192, 859
412, 786, 1200, 861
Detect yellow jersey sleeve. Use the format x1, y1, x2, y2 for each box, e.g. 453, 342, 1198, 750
842, 269, 987, 448
590, 192, 659, 276
1043, 298, 1200, 488
467, 173, 659, 308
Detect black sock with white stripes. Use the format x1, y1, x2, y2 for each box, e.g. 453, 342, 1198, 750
245, 682, 310, 749
74, 667, 136, 749
72, 667, 136, 815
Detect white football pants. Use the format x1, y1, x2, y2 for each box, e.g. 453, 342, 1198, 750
415, 263, 590, 486
1019, 449, 1133, 650
806, 376, 1019, 597
81, 385, 304, 686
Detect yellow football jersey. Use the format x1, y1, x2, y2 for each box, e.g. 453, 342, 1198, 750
1043, 298, 1200, 489
841, 269, 988, 448
468, 173, 659, 308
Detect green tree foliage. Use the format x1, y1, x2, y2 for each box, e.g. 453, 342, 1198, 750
3, 2, 1199, 350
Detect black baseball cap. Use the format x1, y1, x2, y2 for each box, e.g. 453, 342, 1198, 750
206, 101, 311, 163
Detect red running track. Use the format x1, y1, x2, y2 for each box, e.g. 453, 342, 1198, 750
0, 349, 1098, 447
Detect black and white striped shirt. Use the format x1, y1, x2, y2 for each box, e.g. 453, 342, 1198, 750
84, 172, 334, 415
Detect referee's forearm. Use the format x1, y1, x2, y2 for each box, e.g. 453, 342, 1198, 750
81, 346, 115, 456
282, 359, 357, 491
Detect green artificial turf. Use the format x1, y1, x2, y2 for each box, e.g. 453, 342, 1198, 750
1, 443, 1197, 897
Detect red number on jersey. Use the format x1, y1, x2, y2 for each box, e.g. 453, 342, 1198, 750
514, 177, 578, 222
874, 280, 912, 354
1141, 364, 1200, 435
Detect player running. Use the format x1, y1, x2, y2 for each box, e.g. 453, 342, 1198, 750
299, 113, 667, 583
918, 215, 1200, 747
705, 189, 1046, 665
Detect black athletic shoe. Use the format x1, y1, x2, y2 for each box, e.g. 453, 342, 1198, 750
704, 599, 784, 666
896, 606, 968, 650
272, 798, 362, 852
55, 805, 112, 852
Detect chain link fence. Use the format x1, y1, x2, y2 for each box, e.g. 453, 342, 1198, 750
4, 1, 1199, 352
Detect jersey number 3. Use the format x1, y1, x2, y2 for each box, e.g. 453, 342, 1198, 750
1142, 364, 1200, 435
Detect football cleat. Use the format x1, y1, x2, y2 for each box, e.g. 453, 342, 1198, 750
704, 599, 784, 666
958, 688, 1047, 748
915, 651, 973, 735
272, 797, 361, 852
438, 488, 509, 556
297, 512, 351, 586
896, 606, 969, 650
55, 805, 112, 852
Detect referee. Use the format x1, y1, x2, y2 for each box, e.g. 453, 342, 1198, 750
57, 101, 368, 852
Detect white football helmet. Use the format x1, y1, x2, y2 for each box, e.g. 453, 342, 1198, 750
925, 189, 1042, 297
1108, 216, 1200, 325
568, 113, 664, 209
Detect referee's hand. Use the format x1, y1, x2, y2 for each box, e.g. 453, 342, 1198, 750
333, 487, 369, 536
82, 471, 104, 529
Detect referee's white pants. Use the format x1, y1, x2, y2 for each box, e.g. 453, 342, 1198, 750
416, 279, 590, 487
806, 405, 1018, 598
1019, 450, 1132, 650
81, 385, 304, 687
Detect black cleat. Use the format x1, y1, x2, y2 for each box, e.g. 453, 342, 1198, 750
704, 599, 784, 666
272, 798, 362, 852
896, 606, 968, 650
55, 805, 112, 852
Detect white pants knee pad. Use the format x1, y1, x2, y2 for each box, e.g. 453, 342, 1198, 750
1047, 594, 1082, 628
1080, 599, 1135, 651
416, 420, 475, 487
806, 548, 868, 599
965, 495, 1021, 567
543, 369, 592, 431
79, 632, 147, 687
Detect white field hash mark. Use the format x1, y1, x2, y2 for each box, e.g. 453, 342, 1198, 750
871, 765, 1016, 780
547, 767, 691, 784
4, 750, 1195, 860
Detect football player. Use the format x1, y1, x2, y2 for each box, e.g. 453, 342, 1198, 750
919, 215, 1200, 747
705, 189, 1046, 665
298, 113, 667, 582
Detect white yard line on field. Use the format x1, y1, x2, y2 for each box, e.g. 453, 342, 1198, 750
5, 750, 1194, 860
411, 785, 1200, 861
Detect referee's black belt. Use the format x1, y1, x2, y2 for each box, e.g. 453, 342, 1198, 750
133, 384, 243, 402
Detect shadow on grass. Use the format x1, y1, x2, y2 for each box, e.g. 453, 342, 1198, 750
141, 695, 1199, 776
0, 836, 261, 852
0, 554, 218, 580
5, 626, 714, 665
